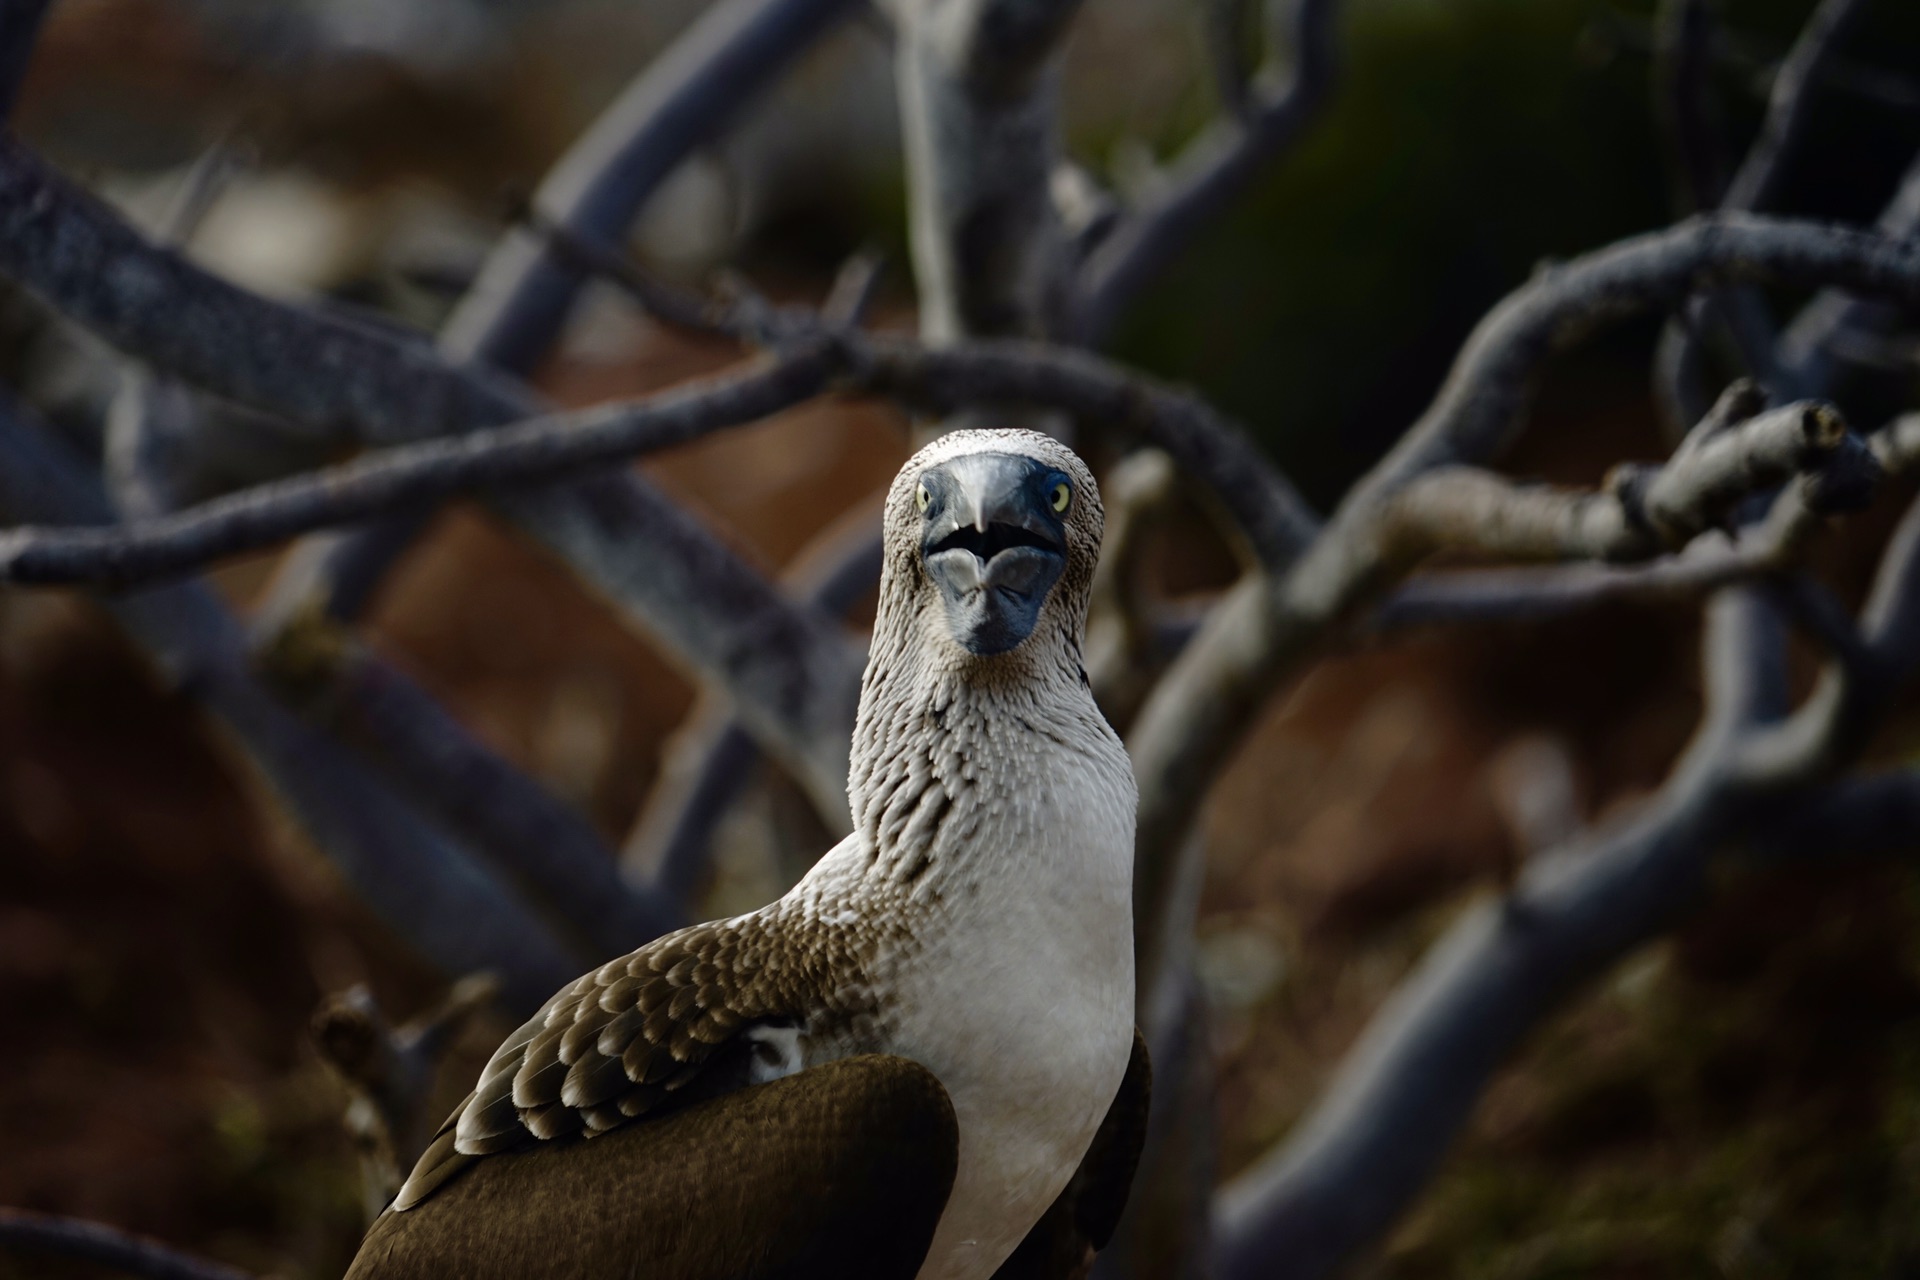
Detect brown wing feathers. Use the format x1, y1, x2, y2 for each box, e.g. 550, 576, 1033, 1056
351, 1056, 960, 1280
393, 916, 877, 1211
469, 925, 772, 1148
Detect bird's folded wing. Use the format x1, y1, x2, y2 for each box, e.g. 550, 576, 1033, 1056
348, 1055, 959, 1280
395, 917, 850, 1211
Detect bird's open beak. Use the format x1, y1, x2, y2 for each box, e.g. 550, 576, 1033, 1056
920, 454, 1068, 656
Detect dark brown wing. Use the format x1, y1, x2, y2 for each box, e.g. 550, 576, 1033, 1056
393, 915, 877, 1210
347, 1055, 957, 1280
992, 1028, 1152, 1280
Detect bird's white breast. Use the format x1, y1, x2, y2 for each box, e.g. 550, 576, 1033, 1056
844, 723, 1138, 1280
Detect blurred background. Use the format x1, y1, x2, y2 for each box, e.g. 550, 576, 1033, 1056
4, 0, 1920, 1276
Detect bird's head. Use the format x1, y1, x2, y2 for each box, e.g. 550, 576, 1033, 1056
880, 429, 1103, 664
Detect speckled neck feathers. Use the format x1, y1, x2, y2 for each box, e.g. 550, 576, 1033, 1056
849, 428, 1108, 884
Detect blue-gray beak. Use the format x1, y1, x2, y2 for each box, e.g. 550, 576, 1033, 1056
920, 454, 1070, 656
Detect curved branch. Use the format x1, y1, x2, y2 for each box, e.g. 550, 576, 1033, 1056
1651, 0, 1724, 213
263, 618, 684, 960
0, 348, 838, 587
0, 133, 866, 819
0, 134, 522, 451
1374, 399, 1869, 566
1720, 0, 1870, 215
262, 0, 864, 644
1126, 213, 1920, 931
1654, 0, 1868, 424
438, 0, 864, 372
1211, 493, 1920, 1279
0, 393, 578, 1015
894, 0, 1087, 343
1776, 148, 1920, 393
622, 502, 884, 896
1074, 0, 1341, 341
313, 975, 500, 1217
1374, 408, 1920, 634
0, 1208, 253, 1280
0, 330, 1319, 587
859, 335, 1321, 568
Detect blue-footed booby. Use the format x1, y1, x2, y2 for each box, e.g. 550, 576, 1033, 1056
345, 429, 1149, 1280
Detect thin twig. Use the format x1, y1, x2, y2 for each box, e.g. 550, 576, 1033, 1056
0, 346, 840, 587
1074, 0, 1341, 342
1652, 0, 1724, 213
1721, 0, 1870, 213
439, 0, 864, 372
1655, 0, 1868, 425
313, 975, 500, 1218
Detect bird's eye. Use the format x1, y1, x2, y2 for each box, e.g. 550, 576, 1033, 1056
916, 483, 930, 513
1050, 481, 1071, 514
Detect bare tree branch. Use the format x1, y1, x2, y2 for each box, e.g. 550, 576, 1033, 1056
1086, 448, 1183, 722
890, 0, 1087, 345
312, 975, 500, 1218
0, 132, 867, 821
260, 613, 683, 960
0, 390, 579, 1014
1654, 0, 1869, 427
0, 326, 1322, 587
0, 1207, 254, 1280
1652, 0, 1724, 214
1373, 399, 1870, 567
99, 326, 667, 973
1126, 214, 1920, 899
518, 193, 1319, 562
0, 134, 523, 450
1371, 526, 1805, 633
1205, 0, 1258, 123
265, 0, 866, 636
1212, 123, 1920, 1271
622, 501, 883, 899
0, 346, 840, 586
1776, 146, 1920, 393
439, 0, 864, 372
1590, 8, 1920, 117
1212, 487, 1920, 1280
1731, 491, 1920, 784
859, 335, 1321, 567
1074, 0, 1341, 342
1721, 0, 1870, 214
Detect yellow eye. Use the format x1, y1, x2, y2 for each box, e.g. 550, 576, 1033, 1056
1050, 481, 1071, 514
916, 482, 930, 513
